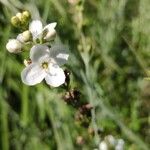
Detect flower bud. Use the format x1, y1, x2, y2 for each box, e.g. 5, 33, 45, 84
22, 30, 32, 41
46, 30, 56, 40
17, 30, 32, 43
6, 39, 22, 53
11, 16, 20, 27
22, 11, 31, 20
43, 29, 56, 41
21, 11, 31, 25
16, 12, 23, 21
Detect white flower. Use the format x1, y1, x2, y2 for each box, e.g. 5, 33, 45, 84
115, 139, 124, 150
106, 135, 116, 146
99, 141, 108, 150
6, 39, 22, 53
21, 44, 69, 87
29, 20, 57, 41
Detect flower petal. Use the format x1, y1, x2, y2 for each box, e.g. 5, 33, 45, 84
43, 22, 57, 31
50, 44, 69, 66
43, 22, 57, 41
29, 20, 43, 40
30, 44, 50, 62
45, 64, 65, 87
21, 63, 46, 86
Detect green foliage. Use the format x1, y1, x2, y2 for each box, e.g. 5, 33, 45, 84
0, 0, 149, 150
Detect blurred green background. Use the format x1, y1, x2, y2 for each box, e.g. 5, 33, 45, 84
0, 0, 149, 149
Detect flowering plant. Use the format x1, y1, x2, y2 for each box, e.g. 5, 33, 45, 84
6, 10, 101, 149
6, 11, 69, 87
6, 10, 93, 135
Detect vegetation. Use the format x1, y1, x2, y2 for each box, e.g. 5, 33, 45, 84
0, 0, 149, 149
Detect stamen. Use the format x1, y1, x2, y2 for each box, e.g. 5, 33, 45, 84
42, 62, 48, 69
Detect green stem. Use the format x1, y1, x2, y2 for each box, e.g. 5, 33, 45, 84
21, 85, 29, 126
0, 100, 9, 150
46, 102, 63, 150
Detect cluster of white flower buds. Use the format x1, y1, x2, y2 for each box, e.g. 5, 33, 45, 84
6, 11, 57, 53
6, 11, 31, 53
6, 11, 69, 87
98, 135, 125, 150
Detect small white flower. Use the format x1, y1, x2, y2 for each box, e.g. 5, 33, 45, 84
21, 44, 69, 87
29, 20, 57, 41
106, 135, 116, 146
115, 139, 124, 150
99, 141, 108, 150
6, 39, 22, 53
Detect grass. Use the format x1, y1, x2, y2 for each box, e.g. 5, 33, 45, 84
0, 0, 149, 149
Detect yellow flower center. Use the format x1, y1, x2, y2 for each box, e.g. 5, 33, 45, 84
42, 62, 48, 69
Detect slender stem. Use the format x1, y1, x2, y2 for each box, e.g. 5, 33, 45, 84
45, 99, 65, 150
21, 85, 29, 126
123, 37, 148, 75
0, 100, 9, 150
